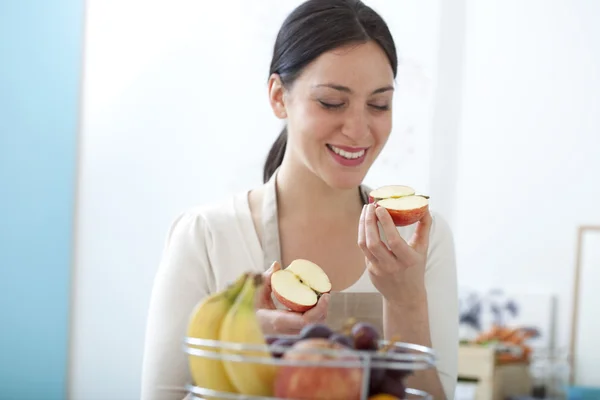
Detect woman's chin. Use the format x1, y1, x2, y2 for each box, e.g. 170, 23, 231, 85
321, 168, 368, 190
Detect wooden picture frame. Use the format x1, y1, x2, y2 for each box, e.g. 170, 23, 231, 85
569, 225, 600, 386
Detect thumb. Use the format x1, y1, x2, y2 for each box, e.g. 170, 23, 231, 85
263, 260, 282, 280
257, 263, 282, 310
262, 261, 282, 293
302, 293, 330, 322
409, 210, 433, 254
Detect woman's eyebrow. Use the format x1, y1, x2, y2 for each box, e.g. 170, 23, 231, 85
313, 83, 395, 94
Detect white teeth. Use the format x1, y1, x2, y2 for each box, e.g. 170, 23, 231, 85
329, 145, 365, 159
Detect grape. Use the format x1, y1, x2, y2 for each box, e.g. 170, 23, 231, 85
376, 373, 407, 398
386, 367, 413, 380
299, 323, 333, 340
269, 338, 297, 358
265, 336, 279, 345
351, 322, 380, 351
368, 367, 386, 396
329, 333, 353, 348
385, 348, 414, 380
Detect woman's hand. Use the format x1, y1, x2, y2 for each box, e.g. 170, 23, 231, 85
255, 261, 330, 335
358, 203, 433, 308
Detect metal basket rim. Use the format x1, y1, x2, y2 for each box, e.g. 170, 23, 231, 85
183, 335, 437, 370
185, 383, 432, 400
185, 335, 436, 355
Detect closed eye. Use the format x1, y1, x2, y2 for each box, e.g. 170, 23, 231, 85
369, 104, 390, 111
319, 100, 344, 109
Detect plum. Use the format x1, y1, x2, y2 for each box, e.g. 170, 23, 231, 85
375, 373, 407, 398
270, 338, 298, 358
299, 323, 333, 340
329, 333, 354, 348
351, 322, 380, 351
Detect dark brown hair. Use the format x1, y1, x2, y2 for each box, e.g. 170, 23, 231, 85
263, 0, 399, 183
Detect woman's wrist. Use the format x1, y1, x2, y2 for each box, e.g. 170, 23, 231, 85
383, 293, 432, 346
383, 285, 428, 312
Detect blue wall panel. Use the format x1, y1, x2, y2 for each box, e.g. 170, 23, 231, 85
0, 1, 84, 399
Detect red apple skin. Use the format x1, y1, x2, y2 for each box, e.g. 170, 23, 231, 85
376, 203, 429, 227
274, 338, 363, 400
272, 289, 316, 313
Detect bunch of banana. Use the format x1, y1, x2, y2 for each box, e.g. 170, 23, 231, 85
186, 272, 248, 397
220, 273, 278, 396
186, 272, 277, 398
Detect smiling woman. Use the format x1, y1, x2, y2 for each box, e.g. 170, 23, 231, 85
140, 1, 457, 399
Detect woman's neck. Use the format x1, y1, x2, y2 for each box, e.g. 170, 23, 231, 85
275, 158, 364, 221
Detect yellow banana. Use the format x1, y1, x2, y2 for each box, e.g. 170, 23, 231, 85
186, 273, 249, 398
220, 273, 277, 396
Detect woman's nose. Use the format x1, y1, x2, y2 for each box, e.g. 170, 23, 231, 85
341, 108, 370, 141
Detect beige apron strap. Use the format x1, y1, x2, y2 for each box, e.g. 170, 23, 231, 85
261, 168, 282, 271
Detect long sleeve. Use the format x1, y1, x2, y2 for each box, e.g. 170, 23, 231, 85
423, 213, 459, 398
140, 212, 215, 400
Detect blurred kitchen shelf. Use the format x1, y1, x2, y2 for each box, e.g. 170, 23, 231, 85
458, 344, 533, 400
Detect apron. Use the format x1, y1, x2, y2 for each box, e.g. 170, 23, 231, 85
259, 168, 384, 335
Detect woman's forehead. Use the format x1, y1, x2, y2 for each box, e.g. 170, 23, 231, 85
295, 42, 394, 92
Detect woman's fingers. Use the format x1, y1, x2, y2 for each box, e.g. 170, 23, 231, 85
256, 294, 330, 335
256, 309, 303, 335
365, 204, 394, 261
408, 210, 433, 255
374, 206, 412, 258
357, 205, 367, 250
302, 293, 330, 323
263, 260, 282, 281
358, 205, 378, 264
257, 261, 281, 310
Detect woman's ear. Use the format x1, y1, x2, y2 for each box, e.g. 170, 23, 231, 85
268, 74, 287, 119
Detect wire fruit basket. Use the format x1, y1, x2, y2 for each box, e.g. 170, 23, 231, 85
183, 333, 436, 400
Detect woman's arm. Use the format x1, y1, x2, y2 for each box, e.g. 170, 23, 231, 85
140, 211, 215, 400
383, 214, 459, 399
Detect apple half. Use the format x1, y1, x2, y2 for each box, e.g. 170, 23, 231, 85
271, 259, 331, 312
369, 185, 429, 227
368, 185, 415, 203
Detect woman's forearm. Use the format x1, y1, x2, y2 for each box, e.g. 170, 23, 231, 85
383, 297, 447, 400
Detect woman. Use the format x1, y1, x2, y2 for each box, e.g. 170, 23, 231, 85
140, 0, 458, 399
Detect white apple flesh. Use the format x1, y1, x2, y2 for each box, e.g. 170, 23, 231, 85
271, 259, 331, 312
368, 185, 415, 203
376, 195, 429, 226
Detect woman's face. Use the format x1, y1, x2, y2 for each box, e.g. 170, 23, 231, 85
270, 41, 395, 189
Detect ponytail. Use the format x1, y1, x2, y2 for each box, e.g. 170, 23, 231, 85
263, 126, 288, 183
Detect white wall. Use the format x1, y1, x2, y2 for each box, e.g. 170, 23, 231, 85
71, 0, 600, 397
71, 1, 444, 399
452, 0, 600, 351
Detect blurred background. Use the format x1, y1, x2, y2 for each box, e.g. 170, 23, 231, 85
1, 0, 598, 399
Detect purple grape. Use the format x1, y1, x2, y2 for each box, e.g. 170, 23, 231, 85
376, 374, 407, 398
329, 333, 353, 348
299, 323, 333, 340
368, 367, 386, 396
386, 367, 413, 380
265, 336, 279, 345
270, 338, 297, 358
385, 348, 414, 379
351, 322, 379, 351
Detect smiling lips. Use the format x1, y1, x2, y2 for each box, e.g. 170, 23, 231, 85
326, 144, 368, 166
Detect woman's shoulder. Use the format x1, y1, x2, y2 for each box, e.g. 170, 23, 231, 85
172, 190, 251, 230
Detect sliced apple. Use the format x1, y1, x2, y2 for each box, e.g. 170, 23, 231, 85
376, 195, 429, 227
271, 259, 331, 313
368, 185, 415, 203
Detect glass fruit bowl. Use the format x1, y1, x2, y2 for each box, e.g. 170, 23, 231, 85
183, 324, 436, 400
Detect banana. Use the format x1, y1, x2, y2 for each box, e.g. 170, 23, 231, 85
220, 273, 278, 396
186, 272, 249, 398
